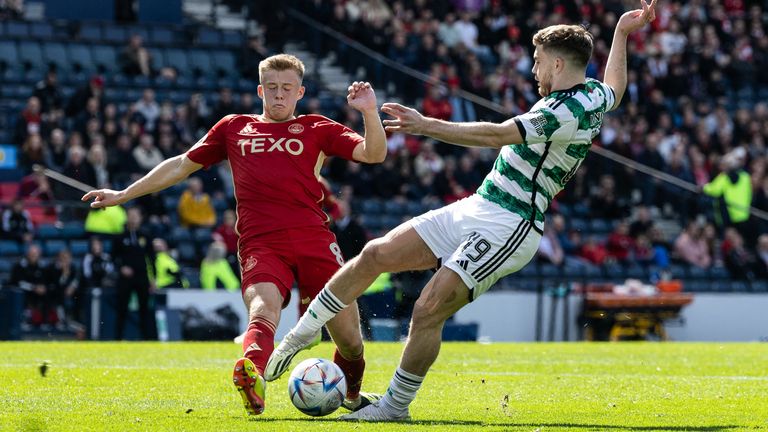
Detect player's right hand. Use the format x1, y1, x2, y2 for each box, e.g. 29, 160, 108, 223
81, 189, 125, 208
381, 103, 427, 135
616, 0, 657, 36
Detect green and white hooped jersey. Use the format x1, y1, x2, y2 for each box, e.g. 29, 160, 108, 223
477, 78, 617, 233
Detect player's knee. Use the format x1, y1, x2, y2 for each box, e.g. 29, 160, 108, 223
410, 302, 444, 331
359, 240, 395, 272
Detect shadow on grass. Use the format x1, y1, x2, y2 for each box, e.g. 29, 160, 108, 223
248, 418, 743, 431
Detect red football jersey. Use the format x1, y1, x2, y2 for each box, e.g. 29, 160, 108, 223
187, 114, 363, 242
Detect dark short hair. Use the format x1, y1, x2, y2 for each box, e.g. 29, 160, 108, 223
533, 24, 593, 68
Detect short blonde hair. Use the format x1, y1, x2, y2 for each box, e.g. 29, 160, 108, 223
258, 54, 305, 82
533, 24, 593, 68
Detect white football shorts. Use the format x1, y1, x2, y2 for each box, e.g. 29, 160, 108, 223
410, 194, 542, 301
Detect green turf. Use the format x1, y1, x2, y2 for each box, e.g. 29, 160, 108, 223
1, 342, 766, 431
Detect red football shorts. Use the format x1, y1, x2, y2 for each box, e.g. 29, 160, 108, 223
238, 226, 345, 314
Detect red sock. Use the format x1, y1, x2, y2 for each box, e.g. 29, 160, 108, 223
333, 348, 365, 400
242, 317, 277, 376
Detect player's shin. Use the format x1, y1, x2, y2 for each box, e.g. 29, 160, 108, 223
293, 287, 347, 340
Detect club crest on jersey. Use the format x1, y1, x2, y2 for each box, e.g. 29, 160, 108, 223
238, 122, 264, 137
288, 123, 304, 134
243, 256, 258, 272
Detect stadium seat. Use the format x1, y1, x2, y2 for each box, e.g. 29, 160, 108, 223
187, 49, 212, 77
359, 214, 382, 230
61, 223, 85, 239
68, 44, 96, 74
727, 281, 749, 293
0, 258, 13, 273
750, 281, 768, 293
91, 45, 117, 73
78, 23, 102, 41
406, 201, 426, 215
29, 22, 54, 39
361, 199, 382, 214
686, 265, 706, 279
0, 240, 20, 257
163, 196, 178, 211
197, 28, 221, 46
149, 27, 174, 45
625, 264, 646, 279
221, 30, 243, 47
539, 263, 561, 278
668, 264, 688, 279
181, 267, 200, 288
17, 41, 44, 72
170, 226, 192, 242
518, 262, 539, 277
0, 41, 19, 71
177, 241, 197, 263
44, 240, 68, 256
383, 200, 406, 216
125, 25, 150, 42
708, 266, 730, 280
37, 224, 61, 239
589, 218, 612, 233
5, 21, 29, 38
211, 51, 236, 78
193, 228, 212, 243
42, 42, 69, 73
164, 48, 190, 75
102, 25, 127, 43
684, 280, 711, 292
380, 215, 401, 229
569, 218, 588, 233
69, 240, 89, 257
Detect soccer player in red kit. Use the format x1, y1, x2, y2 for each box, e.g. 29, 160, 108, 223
81, 54, 387, 415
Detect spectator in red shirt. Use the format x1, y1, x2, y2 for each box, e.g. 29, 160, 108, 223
421, 85, 452, 121
212, 209, 238, 257
606, 221, 635, 263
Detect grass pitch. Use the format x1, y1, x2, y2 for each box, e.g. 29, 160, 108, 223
1, 342, 766, 431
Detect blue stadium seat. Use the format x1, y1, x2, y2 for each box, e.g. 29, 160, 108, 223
380, 215, 401, 229
751, 281, 768, 293
193, 228, 213, 243
539, 263, 561, 278
171, 226, 192, 242
91, 45, 117, 73
0, 259, 13, 273
197, 28, 221, 46
589, 218, 612, 233
44, 240, 68, 256
569, 218, 588, 233
68, 44, 95, 74
29, 22, 54, 39
42, 42, 69, 72
17, 41, 44, 71
683, 280, 710, 292
164, 48, 189, 74
149, 27, 174, 45
163, 196, 178, 211
406, 201, 426, 215
668, 264, 688, 279
361, 199, 383, 214
177, 241, 197, 263
61, 223, 85, 239
187, 49, 212, 76
211, 51, 236, 77
727, 281, 749, 292
561, 263, 587, 278
125, 25, 150, 42
212, 197, 228, 212
709, 266, 730, 280
182, 267, 200, 288
221, 30, 243, 47
79, 23, 102, 41
0, 41, 19, 70
0, 240, 20, 256
37, 224, 61, 239
102, 25, 127, 43
687, 265, 707, 279
69, 240, 89, 257
359, 214, 382, 230
101, 239, 113, 254
383, 200, 406, 216
625, 264, 646, 279
518, 262, 538, 276
5, 21, 29, 38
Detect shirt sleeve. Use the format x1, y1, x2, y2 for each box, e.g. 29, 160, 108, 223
317, 118, 364, 160
513, 106, 577, 145
187, 115, 233, 168
600, 82, 618, 112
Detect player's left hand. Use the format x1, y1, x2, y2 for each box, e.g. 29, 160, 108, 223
381, 103, 427, 135
347, 81, 377, 113
616, 0, 657, 36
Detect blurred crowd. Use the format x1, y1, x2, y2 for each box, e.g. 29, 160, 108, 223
4, 0, 768, 333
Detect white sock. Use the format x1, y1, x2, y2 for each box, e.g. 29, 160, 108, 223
293, 287, 346, 340
381, 367, 424, 413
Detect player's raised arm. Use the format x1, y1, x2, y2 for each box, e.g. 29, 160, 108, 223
81, 154, 202, 208
604, 0, 657, 109
348, 81, 387, 163
381, 102, 523, 149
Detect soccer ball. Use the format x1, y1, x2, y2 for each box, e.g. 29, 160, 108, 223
288, 358, 347, 417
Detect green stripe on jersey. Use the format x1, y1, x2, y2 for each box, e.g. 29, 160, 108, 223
565, 143, 591, 160
538, 109, 561, 140
511, 144, 541, 168
561, 97, 602, 132
477, 179, 545, 222
542, 165, 570, 186
494, 156, 553, 202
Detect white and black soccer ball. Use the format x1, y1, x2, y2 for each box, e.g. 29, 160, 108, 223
288, 358, 347, 417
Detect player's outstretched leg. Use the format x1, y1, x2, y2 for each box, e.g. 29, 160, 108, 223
266, 224, 437, 381
340, 269, 469, 421
233, 283, 282, 415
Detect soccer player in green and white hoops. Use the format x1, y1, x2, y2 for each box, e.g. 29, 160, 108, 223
267, 0, 658, 421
